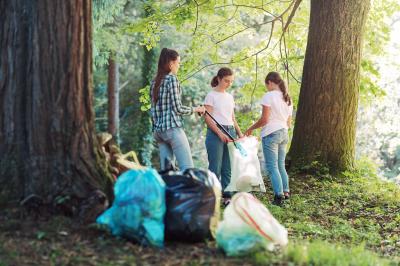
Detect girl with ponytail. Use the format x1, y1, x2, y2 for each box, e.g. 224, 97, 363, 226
204, 67, 243, 205
150, 48, 205, 171
244, 72, 293, 206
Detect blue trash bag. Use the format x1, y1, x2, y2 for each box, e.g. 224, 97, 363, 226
96, 168, 166, 247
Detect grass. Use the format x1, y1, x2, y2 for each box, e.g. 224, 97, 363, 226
251, 240, 394, 266
0, 158, 399, 265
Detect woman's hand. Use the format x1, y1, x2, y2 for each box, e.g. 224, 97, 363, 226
218, 133, 231, 143
194, 106, 205, 115
244, 129, 253, 136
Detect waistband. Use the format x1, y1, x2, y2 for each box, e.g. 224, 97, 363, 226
221, 125, 234, 129
208, 125, 234, 130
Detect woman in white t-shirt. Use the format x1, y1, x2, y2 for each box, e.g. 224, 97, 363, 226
245, 72, 293, 206
204, 67, 243, 205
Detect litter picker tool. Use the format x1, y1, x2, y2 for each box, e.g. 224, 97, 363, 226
204, 110, 247, 157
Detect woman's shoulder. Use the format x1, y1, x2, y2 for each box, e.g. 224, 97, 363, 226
164, 74, 180, 87
165, 73, 178, 80
205, 90, 216, 100
206, 89, 218, 96
206, 90, 233, 98
265, 90, 282, 97
209, 89, 232, 95
262, 91, 272, 98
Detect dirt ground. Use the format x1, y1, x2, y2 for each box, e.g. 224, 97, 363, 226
0, 207, 261, 266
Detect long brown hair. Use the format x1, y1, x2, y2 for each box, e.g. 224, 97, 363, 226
152, 48, 179, 103
211, 67, 233, 87
265, 72, 292, 106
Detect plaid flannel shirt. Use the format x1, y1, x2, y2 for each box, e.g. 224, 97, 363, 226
150, 74, 193, 132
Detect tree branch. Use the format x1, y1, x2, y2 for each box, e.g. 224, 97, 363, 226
250, 54, 259, 108
282, 0, 302, 34
181, 0, 302, 89
214, 0, 298, 45
192, 0, 199, 35
181, 20, 276, 83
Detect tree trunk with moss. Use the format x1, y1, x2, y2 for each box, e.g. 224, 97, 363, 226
138, 47, 158, 166
0, 0, 112, 217
289, 0, 370, 171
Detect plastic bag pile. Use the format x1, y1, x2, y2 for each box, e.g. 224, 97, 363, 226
96, 167, 289, 256
216, 192, 288, 256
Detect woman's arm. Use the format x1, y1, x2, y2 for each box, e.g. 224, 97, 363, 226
287, 115, 292, 128
232, 113, 243, 138
170, 76, 193, 115
245, 105, 270, 136
204, 105, 231, 143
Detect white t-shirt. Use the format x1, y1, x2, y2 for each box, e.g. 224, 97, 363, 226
260, 90, 293, 137
204, 90, 235, 125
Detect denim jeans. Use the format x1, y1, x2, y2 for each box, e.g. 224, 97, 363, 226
205, 126, 236, 198
154, 127, 194, 171
262, 128, 289, 196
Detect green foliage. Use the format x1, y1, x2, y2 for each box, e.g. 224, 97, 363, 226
252, 240, 392, 266
94, 84, 108, 133
261, 158, 400, 261
54, 195, 71, 205
360, 0, 400, 103
359, 59, 386, 104
137, 21, 162, 50
236, 159, 400, 264
93, 0, 130, 66
92, 0, 400, 170
289, 155, 332, 178
122, 0, 398, 109
139, 85, 151, 111
36, 231, 46, 240
93, 0, 127, 28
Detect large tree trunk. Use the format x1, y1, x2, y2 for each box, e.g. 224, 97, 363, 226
138, 47, 158, 166
0, 0, 112, 215
107, 56, 120, 141
288, 0, 370, 171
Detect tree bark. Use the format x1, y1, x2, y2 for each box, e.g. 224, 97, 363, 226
288, 0, 370, 171
107, 56, 119, 141
0, 0, 113, 213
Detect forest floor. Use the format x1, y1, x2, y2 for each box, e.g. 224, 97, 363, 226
1, 160, 400, 266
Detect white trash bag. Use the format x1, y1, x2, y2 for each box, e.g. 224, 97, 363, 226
226, 136, 266, 192
216, 192, 288, 256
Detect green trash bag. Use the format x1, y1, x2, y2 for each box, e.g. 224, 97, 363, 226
216, 192, 288, 256
96, 168, 166, 247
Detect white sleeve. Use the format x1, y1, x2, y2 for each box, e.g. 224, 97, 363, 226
261, 93, 272, 107
204, 93, 214, 106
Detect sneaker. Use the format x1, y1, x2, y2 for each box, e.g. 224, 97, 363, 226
272, 195, 284, 206
223, 198, 231, 207
284, 192, 290, 200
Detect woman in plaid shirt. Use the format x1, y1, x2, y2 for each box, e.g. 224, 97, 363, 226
150, 48, 205, 171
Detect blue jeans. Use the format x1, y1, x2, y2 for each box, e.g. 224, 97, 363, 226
154, 127, 194, 171
205, 126, 236, 198
262, 128, 289, 196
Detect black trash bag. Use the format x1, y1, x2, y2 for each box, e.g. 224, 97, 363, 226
161, 168, 222, 242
